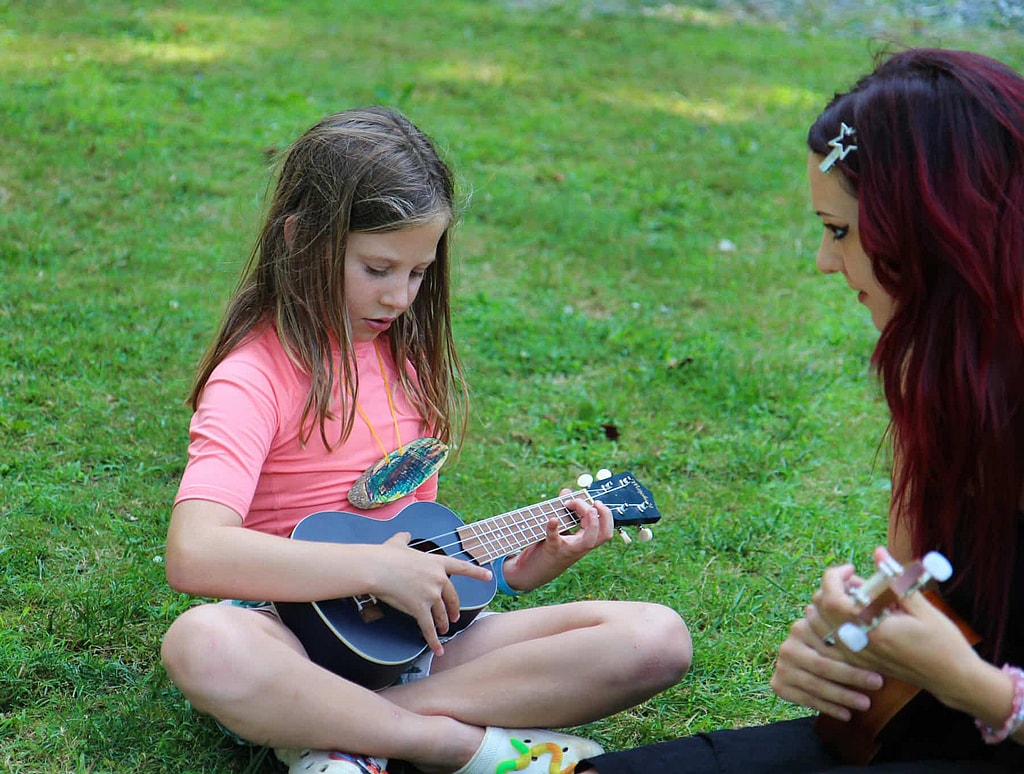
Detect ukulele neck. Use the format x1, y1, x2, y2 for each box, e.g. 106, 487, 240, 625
456, 490, 589, 564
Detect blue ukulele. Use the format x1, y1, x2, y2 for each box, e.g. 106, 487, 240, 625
273, 471, 660, 690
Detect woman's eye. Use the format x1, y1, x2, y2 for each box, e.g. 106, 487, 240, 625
826, 224, 849, 241
365, 265, 388, 277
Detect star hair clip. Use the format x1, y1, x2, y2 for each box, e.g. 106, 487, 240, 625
819, 122, 858, 174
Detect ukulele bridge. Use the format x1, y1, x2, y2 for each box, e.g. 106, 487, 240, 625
354, 593, 383, 623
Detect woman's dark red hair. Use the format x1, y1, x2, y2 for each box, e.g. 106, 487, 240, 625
808, 49, 1024, 654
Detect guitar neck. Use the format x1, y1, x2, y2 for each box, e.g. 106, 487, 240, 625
456, 489, 589, 564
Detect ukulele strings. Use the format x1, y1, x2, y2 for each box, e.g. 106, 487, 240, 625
407, 478, 634, 561
412, 491, 585, 558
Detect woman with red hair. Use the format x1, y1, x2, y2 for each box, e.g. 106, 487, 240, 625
579, 48, 1024, 773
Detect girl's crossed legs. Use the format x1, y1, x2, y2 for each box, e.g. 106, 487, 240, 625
161, 599, 691, 773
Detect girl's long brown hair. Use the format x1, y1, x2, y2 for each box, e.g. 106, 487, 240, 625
189, 106, 467, 449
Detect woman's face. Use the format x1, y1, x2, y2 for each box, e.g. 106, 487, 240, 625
807, 152, 895, 331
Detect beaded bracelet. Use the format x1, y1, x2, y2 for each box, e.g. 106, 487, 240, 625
976, 664, 1024, 744
492, 556, 521, 597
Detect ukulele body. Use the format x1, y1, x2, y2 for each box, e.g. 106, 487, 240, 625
273, 502, 496, 690
272, 471, 661, 690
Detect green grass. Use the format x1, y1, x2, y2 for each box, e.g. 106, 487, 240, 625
1, 1, 1021, 771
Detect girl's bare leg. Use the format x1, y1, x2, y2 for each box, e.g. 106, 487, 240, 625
161, 604, 483, 771
383, 600, 691, 728
162, 600, 689, 771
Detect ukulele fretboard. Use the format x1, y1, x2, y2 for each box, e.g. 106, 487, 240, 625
456, 490, 589, 564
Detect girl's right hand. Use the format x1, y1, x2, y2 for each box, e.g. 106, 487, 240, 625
770, 564, 885, 720
367, 532, 493, 656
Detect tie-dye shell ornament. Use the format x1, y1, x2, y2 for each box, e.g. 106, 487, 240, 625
347, 436, 449, 510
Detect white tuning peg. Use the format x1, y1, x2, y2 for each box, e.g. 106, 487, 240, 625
637, 527, 653, 542
837, 622, 869, 652
596, 468, 612, 481
577, 473, 594, 488
618, 528, 633, 544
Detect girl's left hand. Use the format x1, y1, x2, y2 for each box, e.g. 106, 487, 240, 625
500, 490, 614, 592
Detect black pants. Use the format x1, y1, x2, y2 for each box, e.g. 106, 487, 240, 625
577, 717, 1019, 774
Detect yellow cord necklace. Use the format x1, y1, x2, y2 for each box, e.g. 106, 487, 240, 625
347, 340, 449, 510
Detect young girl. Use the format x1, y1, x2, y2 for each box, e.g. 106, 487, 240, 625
580, 48, 1024, 773
160, 106, 691, 774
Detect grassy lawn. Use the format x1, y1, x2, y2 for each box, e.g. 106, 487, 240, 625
1, 1, 1020, 771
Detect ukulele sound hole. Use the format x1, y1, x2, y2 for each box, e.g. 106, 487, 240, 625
408, 537, 440, 554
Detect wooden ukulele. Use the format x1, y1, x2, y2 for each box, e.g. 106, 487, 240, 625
813, 551, 981, 764
273, 470, 660, 690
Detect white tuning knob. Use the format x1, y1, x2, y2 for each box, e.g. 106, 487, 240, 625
637, 527, 653, 542
837, 622, 869, 652
577, 473, 594, 488
922, 551, 953, 583
618, 528, 633, 544
596, 468, 612, 481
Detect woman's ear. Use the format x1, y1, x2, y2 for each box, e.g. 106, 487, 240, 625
283, 214, 297, 250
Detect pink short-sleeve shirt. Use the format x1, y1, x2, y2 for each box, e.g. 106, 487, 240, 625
174, 327, 438, 537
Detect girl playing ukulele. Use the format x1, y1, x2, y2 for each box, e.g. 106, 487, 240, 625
160, 106, 691, 774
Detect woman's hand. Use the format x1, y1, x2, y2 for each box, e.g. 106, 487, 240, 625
773, 548, 986, 720
812, 548, 982, 707
771, 564, 885, 720
501, 491, 615, 592
365, 532, 492, 656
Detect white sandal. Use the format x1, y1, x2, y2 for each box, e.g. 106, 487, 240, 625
452, 727, 604, 774
274, 748, 388, 774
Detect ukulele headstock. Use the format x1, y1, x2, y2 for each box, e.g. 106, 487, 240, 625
835, 550, 953, 651
576, 469, 659, 543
